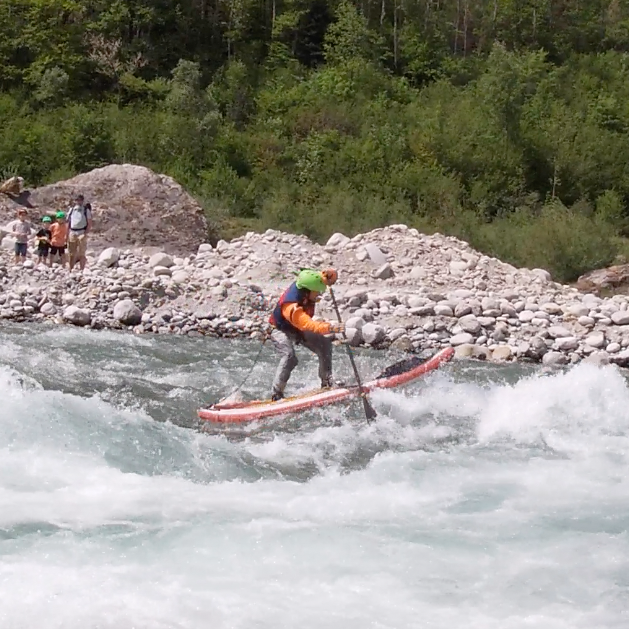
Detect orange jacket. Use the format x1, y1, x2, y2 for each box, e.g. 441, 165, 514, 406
280, 302, 332, 335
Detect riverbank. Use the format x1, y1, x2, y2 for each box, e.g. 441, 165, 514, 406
2, 223, 629, 367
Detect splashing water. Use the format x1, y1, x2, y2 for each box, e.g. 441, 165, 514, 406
1, 323, 628, 628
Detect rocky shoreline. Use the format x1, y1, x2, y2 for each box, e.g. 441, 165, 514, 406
2, 223, 629, 368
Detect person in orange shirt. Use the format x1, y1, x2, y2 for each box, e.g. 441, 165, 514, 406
50, 211, 69, 268
268, 269, 344, 400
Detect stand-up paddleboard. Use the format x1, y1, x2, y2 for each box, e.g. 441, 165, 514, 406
198, 347, 454, 424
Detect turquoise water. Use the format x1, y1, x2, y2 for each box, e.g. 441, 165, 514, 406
1, 324, 628, 628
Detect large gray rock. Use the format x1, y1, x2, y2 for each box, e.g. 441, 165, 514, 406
344, 327, 362, 346
97, 247, 120, 267
326, 232, 350, 248
554, 336, 579, 351
364, 243, 387, 266
374, 263, 394, 280
63, 306, 91, 326
345, 316, 365, 330
113, 299, 142, 325
548, 325, 571, 339
149, 253, 174, 268
450, 333, 474, 346
361, 323, 386, 345
459, 315, 481, 335
542, 351, 568, 366
611, 311, 629, 326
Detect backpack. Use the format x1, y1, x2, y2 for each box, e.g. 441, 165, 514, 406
68, 203, 90, 230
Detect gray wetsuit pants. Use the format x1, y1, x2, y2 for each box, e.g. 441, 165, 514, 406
271, 328, 333, 395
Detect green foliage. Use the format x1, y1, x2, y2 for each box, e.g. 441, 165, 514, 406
3, 0, 629, 279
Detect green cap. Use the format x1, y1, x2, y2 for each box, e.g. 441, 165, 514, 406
42, 216, 52, 223
296, 269, 327, 293
55, 211, 65, 219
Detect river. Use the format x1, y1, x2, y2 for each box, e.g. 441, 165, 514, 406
1, 323, 628, 628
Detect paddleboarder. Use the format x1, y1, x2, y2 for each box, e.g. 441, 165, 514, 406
269, 268, 345, 400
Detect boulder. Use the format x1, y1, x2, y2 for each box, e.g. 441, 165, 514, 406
153, 266, 172, 277
62, 306, 91, 326
374, 263, 394, 280
97, 247, 120, 267
450, 333, 474, 346
611, 311, 629, 326
326, 233, 350, 248
491, 346, 513, 361
149, 253, 174, 268
361, 323, 386, 345
542, 351, 568, 366
459, 315, 481, 335
554, 336, 579, 351
344, 327, 362, 346
171, 271, 189, 284
454, 343, 474, 358
113, 299, 142, 326
548, 325, 571, 339
345, 316, 365, 330
577, 264, 629, 294
364, 243, 387, 266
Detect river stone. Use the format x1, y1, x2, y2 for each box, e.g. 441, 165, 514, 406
40, 302, 56, 316
434, 304, 454, 317
606, 342, 621, 353
345, 327, 362, 346
554, 336, 579, 351
361, 323, 386, 345
532, 268, 552, 282
583, 351, 610, 366
153, 266, 172, 277
171, 271, 189, 284
518, 310, 535, 323
345, 316, 365, 330
390, 336, 413, 351
492, 346, 513, 361
450, 333, 474, 346
98, 247, 120, 267
472, 346, 491, 360
326, 232, 350, 248
542, 351, 568, 366
455, 343, 474, 358
374, 263, 394, 280
149, 252, 174, 268
113, 299, 142, 326
63, 306, 91, 326
564, 304, 589, 318
578, 316, 595, 327
541, 302, 562, 315
611, 311, 629, 325
459, 315, 481, 335
364, 243, 387, 266
548, 325, 571, 339
454, 302, 472, 317
198, 244, 213, 254
585, 332, 606, 348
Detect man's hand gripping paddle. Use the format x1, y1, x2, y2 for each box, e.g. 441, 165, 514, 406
329, 288, 377, 423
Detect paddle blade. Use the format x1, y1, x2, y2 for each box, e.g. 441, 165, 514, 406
361, 395, 377, 421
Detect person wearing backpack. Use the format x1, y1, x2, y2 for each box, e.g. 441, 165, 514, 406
66, 194, 92, 271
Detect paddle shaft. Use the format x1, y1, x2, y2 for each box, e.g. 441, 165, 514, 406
329, 288, 377, 422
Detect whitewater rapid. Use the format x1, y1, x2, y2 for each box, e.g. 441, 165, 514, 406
1, 324, 628, 628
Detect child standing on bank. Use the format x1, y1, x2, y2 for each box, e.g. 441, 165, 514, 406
50, 211, 69, 268
35, 216, 53, 266
7, 208, 34, 265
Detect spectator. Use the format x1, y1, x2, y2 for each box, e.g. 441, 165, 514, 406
7, 208, 34, 265
66, 194, 92, 271
35, 216, 53, 266
50, 211, 69, 268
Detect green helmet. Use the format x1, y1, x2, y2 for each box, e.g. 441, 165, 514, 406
42, 216, 52, 223
296, 269, 327, 293
55, 211, 65, 219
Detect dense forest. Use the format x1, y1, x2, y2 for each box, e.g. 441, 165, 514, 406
3, 0, 629, 280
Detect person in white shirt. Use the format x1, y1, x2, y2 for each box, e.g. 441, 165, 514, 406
66, 193, 93, 271
7, 208, 34, 264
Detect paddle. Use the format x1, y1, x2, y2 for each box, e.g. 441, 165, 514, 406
329, 288, 377, 423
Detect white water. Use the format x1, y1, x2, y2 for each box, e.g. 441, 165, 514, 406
1, 324, 628, 628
